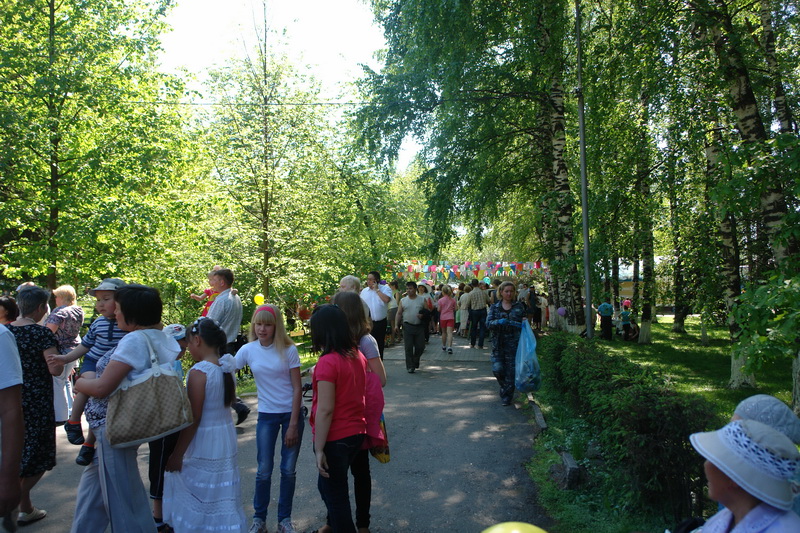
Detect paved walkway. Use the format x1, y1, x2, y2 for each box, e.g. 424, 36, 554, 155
21, 331, 553, 532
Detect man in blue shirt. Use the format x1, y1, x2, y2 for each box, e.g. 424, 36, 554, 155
597, 298, 614, 341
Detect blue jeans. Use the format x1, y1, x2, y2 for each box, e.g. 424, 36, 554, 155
317, 434, 365, 533
470, 308, 488, 347
254, 411, 305, 522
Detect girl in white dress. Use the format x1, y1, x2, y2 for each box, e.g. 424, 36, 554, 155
163, 317, 246, 532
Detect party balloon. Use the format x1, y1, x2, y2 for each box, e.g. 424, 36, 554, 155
482, 522, 549, 533
483, 276, 491, 284
557, 306, 567, 317
254, 293, 265, 305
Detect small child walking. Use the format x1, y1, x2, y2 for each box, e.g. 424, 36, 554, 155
235, 304, 304, 533
163, 318, 246, 532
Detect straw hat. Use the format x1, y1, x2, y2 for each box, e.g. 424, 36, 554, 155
690, 419, 800, 510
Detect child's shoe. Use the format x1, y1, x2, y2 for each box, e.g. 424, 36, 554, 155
76, 444, 95, 466
64, 421, 85, 445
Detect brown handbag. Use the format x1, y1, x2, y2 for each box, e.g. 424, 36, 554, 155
106, 330, 193, 448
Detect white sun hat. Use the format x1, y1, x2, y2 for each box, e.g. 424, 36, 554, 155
734, 394, 800, 445
690, 419, 800, 510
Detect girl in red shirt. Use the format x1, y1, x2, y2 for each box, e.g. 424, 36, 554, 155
309, 305, 367, 533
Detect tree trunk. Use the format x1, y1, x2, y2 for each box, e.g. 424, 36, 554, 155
705, 124, 755, 387
46, 0, 59, 291
759, 0, 794, 134
632, 252, 640, 315
549, 76, 584, 332
637, 95, 655, 345
793, 353, 800, 415
612, 255, 620, 312
707, 0, 798, 266
669, 164, 688, 333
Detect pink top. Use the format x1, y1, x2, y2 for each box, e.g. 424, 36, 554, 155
437, 295, 456, 321
311, 350, 367, 442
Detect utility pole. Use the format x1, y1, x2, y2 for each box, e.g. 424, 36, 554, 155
575, 0, 593, 338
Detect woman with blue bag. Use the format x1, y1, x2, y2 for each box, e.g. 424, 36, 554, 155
487, 282, 527, 406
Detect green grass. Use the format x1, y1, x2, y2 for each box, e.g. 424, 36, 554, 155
524, 315, 795, 533
601, 315, 793, 427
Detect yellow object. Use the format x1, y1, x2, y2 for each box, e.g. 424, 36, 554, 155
254, 293, 265, 305
482, 523, 548, 533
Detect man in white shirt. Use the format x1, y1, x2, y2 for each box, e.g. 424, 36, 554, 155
206, 269, 249, 424
360, 271, 393, 358
0, 324, 24, 528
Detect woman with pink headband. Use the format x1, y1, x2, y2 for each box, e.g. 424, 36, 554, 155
234, 304, 304, 533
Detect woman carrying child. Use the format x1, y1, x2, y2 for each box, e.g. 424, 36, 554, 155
163, 317, 247, 532
69, 284, 180, 532
309, 305, 367, 533
234, 304, 304, 533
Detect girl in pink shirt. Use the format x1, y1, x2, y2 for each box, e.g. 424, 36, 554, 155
437, 285, 457, 354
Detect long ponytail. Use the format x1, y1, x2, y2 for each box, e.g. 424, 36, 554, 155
189, 317, 236, 406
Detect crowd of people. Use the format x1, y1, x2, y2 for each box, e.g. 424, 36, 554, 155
1, 271, 799, 533
0, 268, 392, 533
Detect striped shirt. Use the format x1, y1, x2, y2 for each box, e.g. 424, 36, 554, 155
81, 316, 127, 363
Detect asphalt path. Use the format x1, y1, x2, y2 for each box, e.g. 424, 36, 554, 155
20, 332, 553, 532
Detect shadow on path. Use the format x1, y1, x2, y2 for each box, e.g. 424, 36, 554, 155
24, 332, 553, 532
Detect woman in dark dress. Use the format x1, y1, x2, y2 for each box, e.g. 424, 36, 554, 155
7, 286, 63, 526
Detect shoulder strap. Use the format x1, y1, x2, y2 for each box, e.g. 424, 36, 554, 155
138, 330, 160, 368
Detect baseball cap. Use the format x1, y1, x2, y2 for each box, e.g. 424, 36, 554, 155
163, 324, 187, 340
88, 278, 126, 296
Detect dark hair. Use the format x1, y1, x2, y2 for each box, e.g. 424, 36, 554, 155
310, 304, 357, 358
331, 291, 371, 341
213, 268, 234, 287
187, 317, 235, 407
406, 281, 417, 289
368, 271, 381, 282
389, 280, 399, 289
0, 296, 20, 322
114, 285, 162, 327
16, 286, 49, 317
470, 279, 479, 287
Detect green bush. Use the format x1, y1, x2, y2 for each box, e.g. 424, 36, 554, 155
540, 332, 715, 521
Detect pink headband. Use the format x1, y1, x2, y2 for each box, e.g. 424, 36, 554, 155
255, 305, 276, 318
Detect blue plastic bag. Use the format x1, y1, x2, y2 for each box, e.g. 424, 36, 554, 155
515, 320, 541, 392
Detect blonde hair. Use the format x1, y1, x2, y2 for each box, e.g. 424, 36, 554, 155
331, 291, 371, 341
248, 304, 294, 354
53, 285, 77, 305
441, 285, 453, 297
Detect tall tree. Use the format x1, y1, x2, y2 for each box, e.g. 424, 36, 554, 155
0, 0, 183, 287
358, 0, 586, 330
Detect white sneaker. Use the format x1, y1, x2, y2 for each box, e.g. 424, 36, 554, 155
249, 518, 267, 533
277, 518, 297, 533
